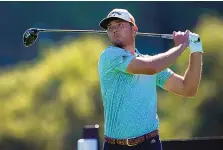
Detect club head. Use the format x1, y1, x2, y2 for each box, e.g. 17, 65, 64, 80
23, 28, 40, 47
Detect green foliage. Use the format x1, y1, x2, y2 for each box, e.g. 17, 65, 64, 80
0, 35, 108, 150
158, 14, 223, 140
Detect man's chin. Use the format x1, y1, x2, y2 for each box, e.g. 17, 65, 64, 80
114, 45, 123, 48
113, 41, 125, 48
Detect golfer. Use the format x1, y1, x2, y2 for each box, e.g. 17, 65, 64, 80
98, 9, 203, 150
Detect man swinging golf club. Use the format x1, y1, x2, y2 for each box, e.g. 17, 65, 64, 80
98, 8, 203, 150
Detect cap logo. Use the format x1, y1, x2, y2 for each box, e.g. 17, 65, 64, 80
130, 17, 135, 23
108, 11, 122, 17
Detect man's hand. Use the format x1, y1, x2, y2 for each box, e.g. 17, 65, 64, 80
173, 30, 190, 47
189, 32, 203, 53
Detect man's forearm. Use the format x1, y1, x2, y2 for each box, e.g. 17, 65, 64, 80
149, 43, 188, 74
183, 52, 203, 96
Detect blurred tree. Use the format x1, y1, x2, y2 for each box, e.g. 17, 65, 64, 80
0, 35, 108, 150
158, 14, 223, 140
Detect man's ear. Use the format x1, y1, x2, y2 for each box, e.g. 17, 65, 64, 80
132, 25, 138, 36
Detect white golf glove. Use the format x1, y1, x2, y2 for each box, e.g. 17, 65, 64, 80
189, 32, 203, 53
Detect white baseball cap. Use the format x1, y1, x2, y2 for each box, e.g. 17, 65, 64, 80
99, 9, 137, 30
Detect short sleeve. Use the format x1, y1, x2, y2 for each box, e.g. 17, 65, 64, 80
156, 68, 174, 88
99, 47, 135, 73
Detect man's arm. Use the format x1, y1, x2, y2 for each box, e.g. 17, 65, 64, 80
163, 52, 203, 97
127, 43, 188, 75
127, 30, 190, 75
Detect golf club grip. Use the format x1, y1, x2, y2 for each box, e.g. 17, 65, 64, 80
161, 34, 173, 39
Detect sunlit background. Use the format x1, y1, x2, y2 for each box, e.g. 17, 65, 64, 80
0, 1, 223, 150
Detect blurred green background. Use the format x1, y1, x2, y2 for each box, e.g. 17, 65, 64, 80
0, 1, 223, 150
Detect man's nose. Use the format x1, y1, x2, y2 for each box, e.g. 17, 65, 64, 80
113, 27, 119, 33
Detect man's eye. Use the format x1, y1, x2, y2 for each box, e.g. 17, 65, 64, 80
107, 26, 112, 31
119, 23, 124, 26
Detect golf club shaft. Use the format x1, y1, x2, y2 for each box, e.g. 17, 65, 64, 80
37, 28, 174, 40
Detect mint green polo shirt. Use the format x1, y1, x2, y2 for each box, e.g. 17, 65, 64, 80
98, 46, 173, 139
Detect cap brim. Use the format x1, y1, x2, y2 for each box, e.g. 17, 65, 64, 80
99, 17, 126, 30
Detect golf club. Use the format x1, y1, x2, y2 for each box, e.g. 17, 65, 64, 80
22, 28, 200, 47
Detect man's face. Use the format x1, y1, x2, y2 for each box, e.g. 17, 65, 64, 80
106, 19, 135, 48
